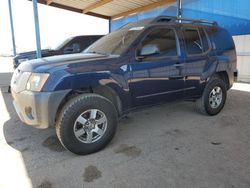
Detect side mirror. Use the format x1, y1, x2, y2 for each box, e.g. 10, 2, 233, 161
139, 44, 160, 57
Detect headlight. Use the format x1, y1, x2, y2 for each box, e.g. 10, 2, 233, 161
26, 73, 49, 91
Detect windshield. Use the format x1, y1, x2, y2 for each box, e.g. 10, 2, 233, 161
51, 37, 74, 51
84, 26, 145, 55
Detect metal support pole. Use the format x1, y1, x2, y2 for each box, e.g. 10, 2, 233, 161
177, 0, 182, 18
32, 0, 42, 58
8, 0, 16, 56
109, 18, 112, 33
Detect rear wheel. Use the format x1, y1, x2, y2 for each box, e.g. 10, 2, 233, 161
196, 77, 227, 115
56, 93, 118, 155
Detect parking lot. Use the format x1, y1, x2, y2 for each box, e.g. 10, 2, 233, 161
1, 57, 250, 188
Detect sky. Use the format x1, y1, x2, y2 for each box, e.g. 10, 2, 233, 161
0, 0, 109, 55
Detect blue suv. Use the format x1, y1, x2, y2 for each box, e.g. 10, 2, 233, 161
11, 16, 238, 155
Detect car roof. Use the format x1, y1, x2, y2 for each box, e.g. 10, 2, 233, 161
152, 16, 217, 26
122, 16, 218, 31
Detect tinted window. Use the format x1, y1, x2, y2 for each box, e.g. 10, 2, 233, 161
139, 28, 178, 57
183, 28, 203, 55
199, 28, 210, 52
90, 36, 103, 44
51, 37, 73, 51
78, 37, 91, 51
85, 28, 143, 55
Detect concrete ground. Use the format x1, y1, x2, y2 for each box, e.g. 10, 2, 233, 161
1, 57, 250, 188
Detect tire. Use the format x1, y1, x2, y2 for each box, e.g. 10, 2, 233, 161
196, 76, 227, 116
56, 93, 118, 155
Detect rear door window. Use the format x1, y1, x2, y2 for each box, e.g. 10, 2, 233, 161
182, 28, 203, 55
182, 27, 210, 55
199, 28, 210, 52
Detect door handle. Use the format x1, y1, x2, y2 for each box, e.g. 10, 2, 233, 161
173, 63, 184, 67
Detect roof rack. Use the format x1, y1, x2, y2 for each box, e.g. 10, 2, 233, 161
153, 16, 218, 26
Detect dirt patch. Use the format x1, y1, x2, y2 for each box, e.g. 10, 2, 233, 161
37, 180, 53, 188
14, 137, 27, 142
6, 140, 14, 145
211, 142, 222, 145
14, 118, 21, 123
114, 144, 142, 157
20, 147, 30, 152
119, 116, 133, 125
165, 129, 181, 135
83, 165, 102, 182
6, 137, 27, 146
42, 135, 66, 152
219, 115, 239, 127
164, 129, 188, 137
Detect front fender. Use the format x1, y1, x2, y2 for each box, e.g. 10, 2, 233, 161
43, 70, 131, 112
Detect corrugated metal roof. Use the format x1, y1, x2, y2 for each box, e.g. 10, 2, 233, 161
36, 0, 175, 19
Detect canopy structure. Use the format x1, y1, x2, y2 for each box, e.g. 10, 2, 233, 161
8, 0, 179, 57
36, 0, 176, 20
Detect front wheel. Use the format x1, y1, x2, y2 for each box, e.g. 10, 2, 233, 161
196, 77, 227, 115
56, 93, 118, 155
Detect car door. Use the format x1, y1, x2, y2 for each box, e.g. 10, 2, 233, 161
129, 26, 185, 107
181, 27, 214, 98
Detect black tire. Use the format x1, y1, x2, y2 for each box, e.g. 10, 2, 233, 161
196, 77, 227, 116
56, 93, 118, 155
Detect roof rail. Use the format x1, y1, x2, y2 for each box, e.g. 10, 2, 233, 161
153, 16, 218, 26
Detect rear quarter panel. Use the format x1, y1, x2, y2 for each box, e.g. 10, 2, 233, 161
210, 26, 237, 87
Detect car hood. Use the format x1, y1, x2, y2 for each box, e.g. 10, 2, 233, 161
18, 53, 120, 73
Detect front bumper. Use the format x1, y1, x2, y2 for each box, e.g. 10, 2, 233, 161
12, 89, 70, 129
